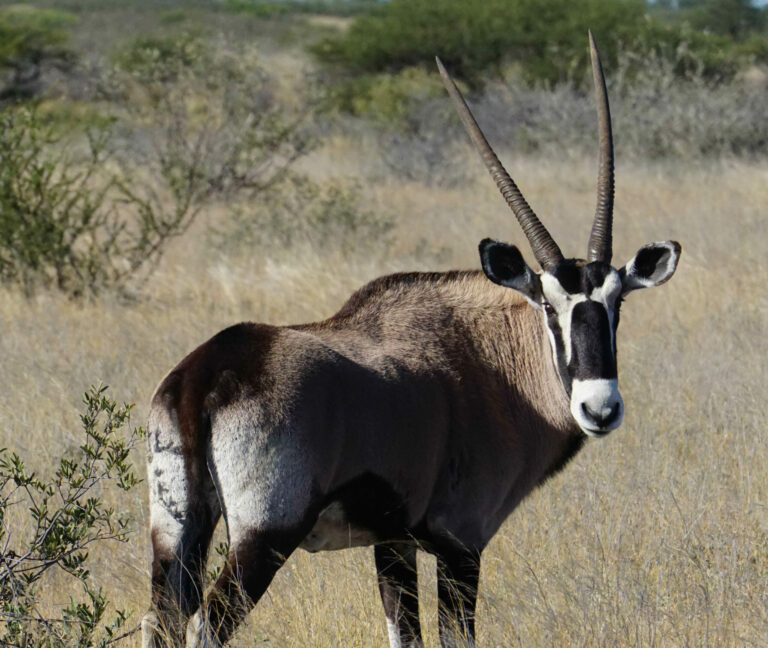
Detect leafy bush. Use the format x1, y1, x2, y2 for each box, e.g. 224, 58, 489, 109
113, 31, 206, 85
222, 0, 382, 17
0, 32, 313, 297
348, 45, 768, 189
671, 0, 767, 39
329, 66, 445, 125
311, 0, 765, 87
220, 1, 294, 18
112, 30, 313, 213
311, 0, 649, 86
0, 6, 77, 100
0, 385, 144, 647
0, 108, 135, 296
0, 106, 204, 297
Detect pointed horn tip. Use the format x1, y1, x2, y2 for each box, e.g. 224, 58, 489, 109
588, 31, 600, 59
435, 57, 454, 88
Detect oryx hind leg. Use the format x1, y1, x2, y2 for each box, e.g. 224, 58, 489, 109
185, 411, 320, 646
375, 542, 422, 648
435, 544, 481, 648
185, 524, 312, 647
142, 403, 221, 648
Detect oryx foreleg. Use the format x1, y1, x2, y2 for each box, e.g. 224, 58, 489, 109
375, 542, 423, 648
436, 545, 481, 648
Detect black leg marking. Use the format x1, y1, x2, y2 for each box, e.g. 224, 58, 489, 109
149, 504, 219, 647
436, 545, 481, 647
201, 526, 309, 645
152, 505, 220, 646
375, 542, 422, 647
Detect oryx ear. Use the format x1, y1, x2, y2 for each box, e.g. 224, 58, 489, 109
620, 241, 681, 294
479, 238, 542, 304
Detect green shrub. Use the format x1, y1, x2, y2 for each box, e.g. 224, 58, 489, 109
0, 32, 314, 298
330, 66, 445, 124
114, 31, 207, 85
222, 0, 382, 17
633, 18, 761, 81
0, 108, 122, 296
158, 8, 188, 25
677, 0, 766, 39
311, 0, 648, 86
0, 6, 77, 99
0, 384, 144, 647
221, 1, 294, 18
0, 106, 204, 297
311, 0, 762, 87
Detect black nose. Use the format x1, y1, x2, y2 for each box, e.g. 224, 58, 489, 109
581, 402, 620, 429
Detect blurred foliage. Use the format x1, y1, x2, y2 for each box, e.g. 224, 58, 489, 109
112, 30, 315, 234
158, 8, 188, 25
311, 0, 768, 88
329, 66, 446, 125
222, 0, 384, 17
209, 175, 393, 257
113, 31, 206, 84
220, 1, 295, 17
0, 105, 211, 297
661, 0, 767, 38
0, 31, 313, 297
0, 5, 77, 100
0, 384, 144, 647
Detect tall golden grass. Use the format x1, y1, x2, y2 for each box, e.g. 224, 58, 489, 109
2, 145, 765, 646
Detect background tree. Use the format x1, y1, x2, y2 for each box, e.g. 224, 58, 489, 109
682, 0, 766, 38
0, 6, 76, 100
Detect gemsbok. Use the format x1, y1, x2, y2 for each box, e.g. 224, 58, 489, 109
142, 32, 681, 648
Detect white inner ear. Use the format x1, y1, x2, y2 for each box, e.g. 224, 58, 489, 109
624, 242, 678, 290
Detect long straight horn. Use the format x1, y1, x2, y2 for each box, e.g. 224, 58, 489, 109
436, 57, 563, 271
586, 30, 615, 264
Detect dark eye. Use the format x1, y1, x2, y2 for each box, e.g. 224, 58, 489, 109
542, 302, 555, 316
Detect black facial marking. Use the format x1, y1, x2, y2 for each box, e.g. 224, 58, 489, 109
568, 301, 617, 380
584, 262, 610, 291
553, 260, 612, 295
612, 298, 622, 354
553, 263, 582, 294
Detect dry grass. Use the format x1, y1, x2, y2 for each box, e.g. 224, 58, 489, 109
1, 147, 766, 646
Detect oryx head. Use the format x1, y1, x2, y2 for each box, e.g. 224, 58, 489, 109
438, 33, 681, 437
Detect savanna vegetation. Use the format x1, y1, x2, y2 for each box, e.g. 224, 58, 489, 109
0, 0, 766, 646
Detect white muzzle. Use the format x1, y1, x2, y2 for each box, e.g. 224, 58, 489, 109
570, 378, 624, 437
